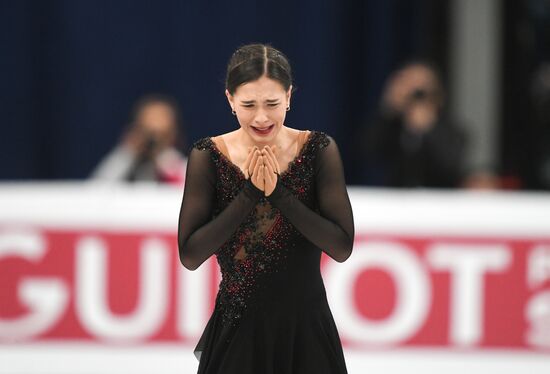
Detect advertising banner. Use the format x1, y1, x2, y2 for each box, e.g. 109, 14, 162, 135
1, 184, 549, 373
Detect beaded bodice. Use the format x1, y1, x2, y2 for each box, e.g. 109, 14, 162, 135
191, 131, 330, 324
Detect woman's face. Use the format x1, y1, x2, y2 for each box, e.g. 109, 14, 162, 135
226, 75, 292, 144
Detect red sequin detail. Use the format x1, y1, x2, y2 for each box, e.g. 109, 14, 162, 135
192, 131, 330, 325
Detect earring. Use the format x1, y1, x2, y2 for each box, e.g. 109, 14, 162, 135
231, 109, 236, 115
286, 106, 290, 112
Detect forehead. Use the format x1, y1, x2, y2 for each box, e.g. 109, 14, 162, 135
233, 75, 288, 100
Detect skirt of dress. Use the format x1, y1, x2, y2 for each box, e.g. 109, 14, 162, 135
194, 292, 348, 374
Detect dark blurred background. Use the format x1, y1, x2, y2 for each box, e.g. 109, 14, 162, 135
1, 0, 549, 190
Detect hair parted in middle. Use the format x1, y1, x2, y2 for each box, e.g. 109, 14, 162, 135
225, 43, 294, 95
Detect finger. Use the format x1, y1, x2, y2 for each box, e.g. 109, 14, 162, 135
257, 163, 265, 190
261, 146, 273, 163
243, 146, 256, 178
249, 149, 260, 175
264, 158, 277, 189
242, 146, 256, 174
253, 153, 262, 179
264, 146, 280, 174
268, 146, 280, 174
257, 154, 264, 169
264, 152, 276, 175
248, 152, 257, 178
242, 152, 252, 179
266, 164, 276, 185
265, 165, 276, 196
262, 165, 269, 190
261, 148, 276, 172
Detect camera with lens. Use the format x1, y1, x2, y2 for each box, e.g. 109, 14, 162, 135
410, 87, 429, 101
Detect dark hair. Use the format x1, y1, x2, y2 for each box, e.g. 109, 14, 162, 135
129, 93, 182, 127
225, 43, 293, 95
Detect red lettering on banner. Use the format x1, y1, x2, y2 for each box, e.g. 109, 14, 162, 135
1, 228, 549, 352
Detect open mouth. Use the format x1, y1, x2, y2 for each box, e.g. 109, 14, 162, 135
251, 124, 275, 136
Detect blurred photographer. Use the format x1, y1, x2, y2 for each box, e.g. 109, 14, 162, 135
357, 61, 467, 188
90, 94, 187, 185
529, 63, 550, 189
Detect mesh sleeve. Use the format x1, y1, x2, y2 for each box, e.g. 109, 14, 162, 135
177, 145, 263, 270
267, 136, 355, 262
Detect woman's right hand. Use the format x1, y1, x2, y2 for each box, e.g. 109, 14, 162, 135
243, 146, 264, 191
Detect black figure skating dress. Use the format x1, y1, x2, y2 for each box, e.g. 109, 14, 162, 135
178, 130, 354, 374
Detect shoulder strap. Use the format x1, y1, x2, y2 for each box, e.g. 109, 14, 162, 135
212, 136, 232, 162
296, 130, 311, 153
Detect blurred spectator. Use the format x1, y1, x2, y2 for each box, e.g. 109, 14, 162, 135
354, 61, 467, 188
462, 170, 501, 190
529, 63, 550, 190
90, 94, 187, 185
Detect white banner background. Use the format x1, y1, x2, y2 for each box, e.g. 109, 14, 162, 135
1, 183, 549, 373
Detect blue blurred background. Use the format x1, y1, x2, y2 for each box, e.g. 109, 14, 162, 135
0, 0, 449, 180
1, 0, 549, 188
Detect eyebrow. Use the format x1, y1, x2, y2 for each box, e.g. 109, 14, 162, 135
240, 99, 280, 104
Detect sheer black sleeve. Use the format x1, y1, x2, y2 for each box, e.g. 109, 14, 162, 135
177, 142, 263, 270
267, 136, 355, 262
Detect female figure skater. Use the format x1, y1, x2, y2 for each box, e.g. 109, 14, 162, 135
178, 43, 354, 374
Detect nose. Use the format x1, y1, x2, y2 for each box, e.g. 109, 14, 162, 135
254, 108, 269, 124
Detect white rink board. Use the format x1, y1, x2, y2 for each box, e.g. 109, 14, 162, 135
1, 344, 549, 374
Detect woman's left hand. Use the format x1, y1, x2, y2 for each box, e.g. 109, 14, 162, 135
261, 145, 280, 196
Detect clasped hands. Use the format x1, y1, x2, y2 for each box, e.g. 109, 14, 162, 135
242, 145, 280, 196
